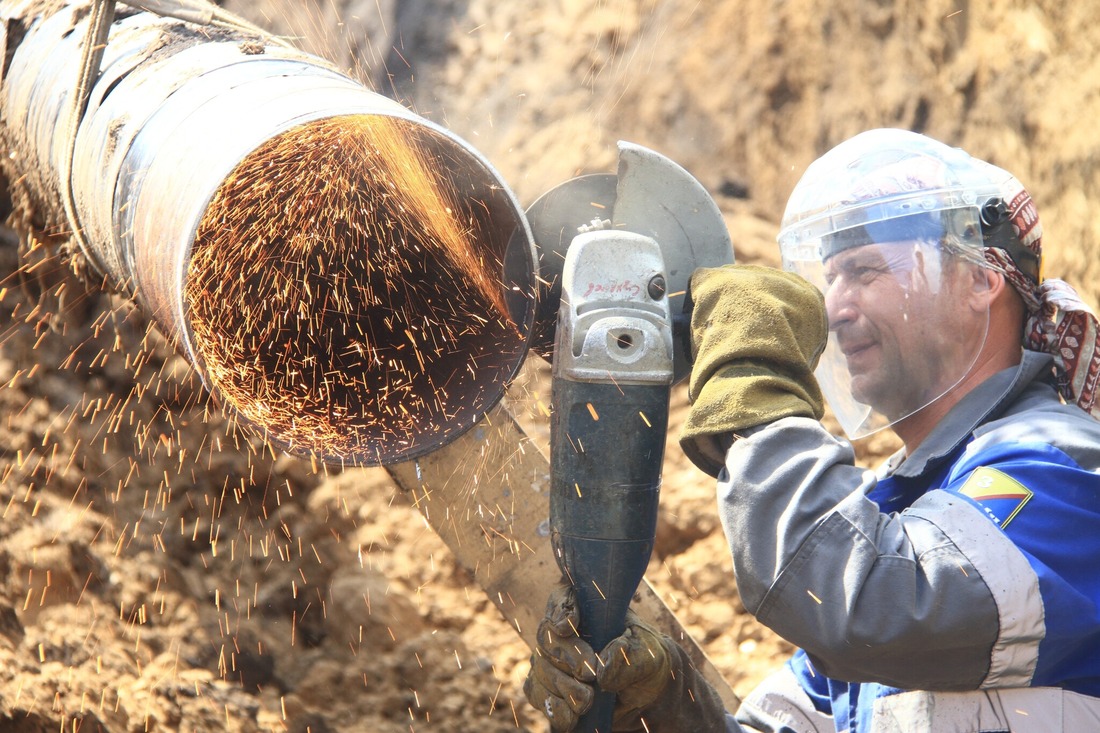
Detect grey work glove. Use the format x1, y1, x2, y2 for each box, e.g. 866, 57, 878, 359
524, 585, 730, 732
680, 264, 828, 477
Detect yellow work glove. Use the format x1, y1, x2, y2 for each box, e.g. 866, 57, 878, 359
680, 264, 828, 476
524, 585, 729, 732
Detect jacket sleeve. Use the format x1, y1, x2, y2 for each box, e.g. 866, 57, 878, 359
716, 417, 1039, 690
733, 654, 836, 733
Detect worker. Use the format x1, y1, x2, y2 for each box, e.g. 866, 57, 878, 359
524, 128, 1100, 732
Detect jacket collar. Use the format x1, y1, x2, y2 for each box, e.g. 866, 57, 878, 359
890, 350, 1054, 478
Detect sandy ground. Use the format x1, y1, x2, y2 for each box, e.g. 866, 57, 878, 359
2, 1, 1100, 731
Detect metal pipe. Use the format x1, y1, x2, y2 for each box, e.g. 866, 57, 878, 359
1, 3, 537, 464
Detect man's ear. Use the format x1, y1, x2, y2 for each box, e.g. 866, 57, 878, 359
969, 266, 1007, 311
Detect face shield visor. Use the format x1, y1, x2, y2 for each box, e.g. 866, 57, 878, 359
783, 212, 992, 438
778, 129, 1006, 440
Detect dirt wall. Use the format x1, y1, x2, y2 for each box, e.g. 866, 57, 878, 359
2, 1, 1098, 731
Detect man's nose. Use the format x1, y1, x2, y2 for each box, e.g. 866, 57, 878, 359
824, 282, 858, 330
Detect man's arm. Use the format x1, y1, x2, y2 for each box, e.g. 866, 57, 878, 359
717, 417, 1036, 690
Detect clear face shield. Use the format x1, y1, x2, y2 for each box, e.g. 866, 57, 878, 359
782, 208, 993, 439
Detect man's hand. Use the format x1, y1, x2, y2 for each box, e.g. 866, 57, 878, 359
524, 586, 730, 732
524, 587, 600, 730
680, 264, 828, 476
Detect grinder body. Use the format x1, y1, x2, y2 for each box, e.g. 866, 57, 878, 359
550, 231, 673, 731
533, 142, 734, 732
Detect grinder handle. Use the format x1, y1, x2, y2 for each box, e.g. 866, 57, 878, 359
550, 378, 668, 733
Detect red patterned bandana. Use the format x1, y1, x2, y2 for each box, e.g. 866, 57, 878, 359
982, 186, 1100, 418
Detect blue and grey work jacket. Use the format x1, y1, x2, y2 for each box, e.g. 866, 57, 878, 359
719, 350, 1100, 733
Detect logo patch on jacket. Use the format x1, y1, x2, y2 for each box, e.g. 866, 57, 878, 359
958, 466, 1033, 528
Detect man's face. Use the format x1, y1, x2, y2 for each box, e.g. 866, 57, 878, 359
822, 241, 988, 419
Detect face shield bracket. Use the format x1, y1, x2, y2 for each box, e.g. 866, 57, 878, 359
980, 197, 1040, 282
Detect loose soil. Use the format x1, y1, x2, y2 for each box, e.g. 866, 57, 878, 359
2, 1, 1099, 731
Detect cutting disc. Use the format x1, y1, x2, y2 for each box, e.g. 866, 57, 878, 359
524, 172, 617, 358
